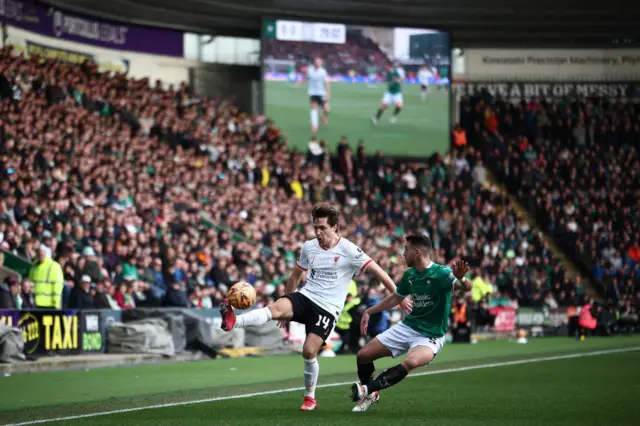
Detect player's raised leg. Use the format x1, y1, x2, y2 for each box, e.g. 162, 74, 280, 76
390, 94, 404, 124
300, 333, 325, 411
310, 99, 320, 133
219, 292, 294, 331
321, 99, 329, 126
421, 84, 429, 101
371, 345, 435, 394
372, 94, 390, 125
351, 337, 391, 411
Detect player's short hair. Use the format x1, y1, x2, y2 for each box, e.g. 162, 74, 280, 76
312, 203, 339, 227
405, 234, 432, 251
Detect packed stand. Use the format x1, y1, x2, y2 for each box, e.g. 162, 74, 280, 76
458, 91, 640, 324
0, 46, 576, 344
262, 30, 390, 76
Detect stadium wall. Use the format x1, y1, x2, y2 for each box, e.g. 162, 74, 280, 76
5, 25, 194, 86
450, 48, 640, 123
0, 305, 577, 358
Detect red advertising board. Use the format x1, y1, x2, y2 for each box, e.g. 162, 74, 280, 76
489, 306, 516, 333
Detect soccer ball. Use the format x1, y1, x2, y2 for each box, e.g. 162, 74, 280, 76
228, 281, 257, 310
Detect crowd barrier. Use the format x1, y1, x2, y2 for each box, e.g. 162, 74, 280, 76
0, 308, 223, 356
0, 306, 578, 357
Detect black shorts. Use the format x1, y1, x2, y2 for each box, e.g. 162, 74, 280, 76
284, 292, 337, 343
421, 84, 428, 91
309, 95, 325, 106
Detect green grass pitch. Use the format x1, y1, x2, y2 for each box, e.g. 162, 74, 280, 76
264, 81, 450, 157
2, 336, 639, 425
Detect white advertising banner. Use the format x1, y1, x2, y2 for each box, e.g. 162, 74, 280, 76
462, 49, 640, 80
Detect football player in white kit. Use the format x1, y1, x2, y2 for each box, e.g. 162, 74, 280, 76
298, 56, 330, 133
418, 65, 433, 102
220, 204, 412, 411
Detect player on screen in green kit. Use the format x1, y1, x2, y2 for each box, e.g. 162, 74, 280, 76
372, 63, 404, 125
350, 234, 471, 412
287, 64, 297, 84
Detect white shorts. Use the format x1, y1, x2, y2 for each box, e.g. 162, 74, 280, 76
377, 322, 445, 358
382, 92, 403, 105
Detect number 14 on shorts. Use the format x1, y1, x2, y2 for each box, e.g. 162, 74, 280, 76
316, 314, 331, 330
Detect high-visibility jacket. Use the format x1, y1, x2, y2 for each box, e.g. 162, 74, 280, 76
453, 303, 467, 324
29, 257, 64, 309
337, 297, 361, 331
453, 129, 467, 147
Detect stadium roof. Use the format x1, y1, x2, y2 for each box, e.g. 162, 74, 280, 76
42, 0, 639, 47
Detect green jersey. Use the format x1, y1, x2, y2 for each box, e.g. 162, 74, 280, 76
287, 65, 295, 73
396, 263, 456, 338
385, 70, 402, 94
369, 66, 377, 76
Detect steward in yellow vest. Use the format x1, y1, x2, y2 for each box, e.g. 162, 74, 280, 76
29, 247, 64, 309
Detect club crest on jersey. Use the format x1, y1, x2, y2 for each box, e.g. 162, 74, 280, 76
334, 256, 340, 264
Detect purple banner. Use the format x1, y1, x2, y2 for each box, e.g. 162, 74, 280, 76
0, 0, 183, 57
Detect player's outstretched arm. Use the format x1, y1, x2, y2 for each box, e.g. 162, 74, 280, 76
361, 293, 405, 335
286, 267, 305, 294
365, 261, 396, 293
324, 77, 330, 100
367, 292, 405, 316
365, 261, 413, 314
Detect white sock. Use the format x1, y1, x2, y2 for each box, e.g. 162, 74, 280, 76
421, 91, 427, 101
303, 358, 319, 398
235, 307, 272, 328
310, 109, 319, 128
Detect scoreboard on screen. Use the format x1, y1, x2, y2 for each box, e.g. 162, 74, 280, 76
263, 19, 346, 44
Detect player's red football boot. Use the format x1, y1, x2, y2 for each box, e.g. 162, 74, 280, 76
300, 396, 317, 411
219, 298, 236, 331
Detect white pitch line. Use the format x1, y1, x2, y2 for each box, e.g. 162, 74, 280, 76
5, 346, 639, 426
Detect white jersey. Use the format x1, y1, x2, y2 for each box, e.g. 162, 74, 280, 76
296, 237, 372, 318
418, 69, 432, 85
307, 66, 328, 97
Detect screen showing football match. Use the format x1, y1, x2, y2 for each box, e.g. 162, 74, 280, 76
262, 20, 450, 157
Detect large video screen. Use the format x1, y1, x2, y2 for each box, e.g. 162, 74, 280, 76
262, 20, 450, 157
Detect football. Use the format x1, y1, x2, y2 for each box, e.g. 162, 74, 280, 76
228, 281, 257, 310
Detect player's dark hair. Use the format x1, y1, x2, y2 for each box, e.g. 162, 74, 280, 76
405, 234, 432, 251
312, 203, 340, 228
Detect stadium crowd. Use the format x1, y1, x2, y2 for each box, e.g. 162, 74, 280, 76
458, 91, 640, 323
262, 29, 390, 76
0, 46, 590, 347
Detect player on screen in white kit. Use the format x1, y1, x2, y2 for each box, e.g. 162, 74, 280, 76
219, 204, 412, 412
349, 234, 471, 412
418, 64, 433, 102
298, 56, 330, 133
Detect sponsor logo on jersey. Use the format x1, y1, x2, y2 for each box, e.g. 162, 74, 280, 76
310, 269, 339, 280
413, 294, 435, 308
355, 247, 364, 259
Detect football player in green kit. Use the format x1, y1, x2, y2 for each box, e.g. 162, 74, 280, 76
371, 63, 404, 125
287, 63, 297, 84
350, 234, 471, 412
